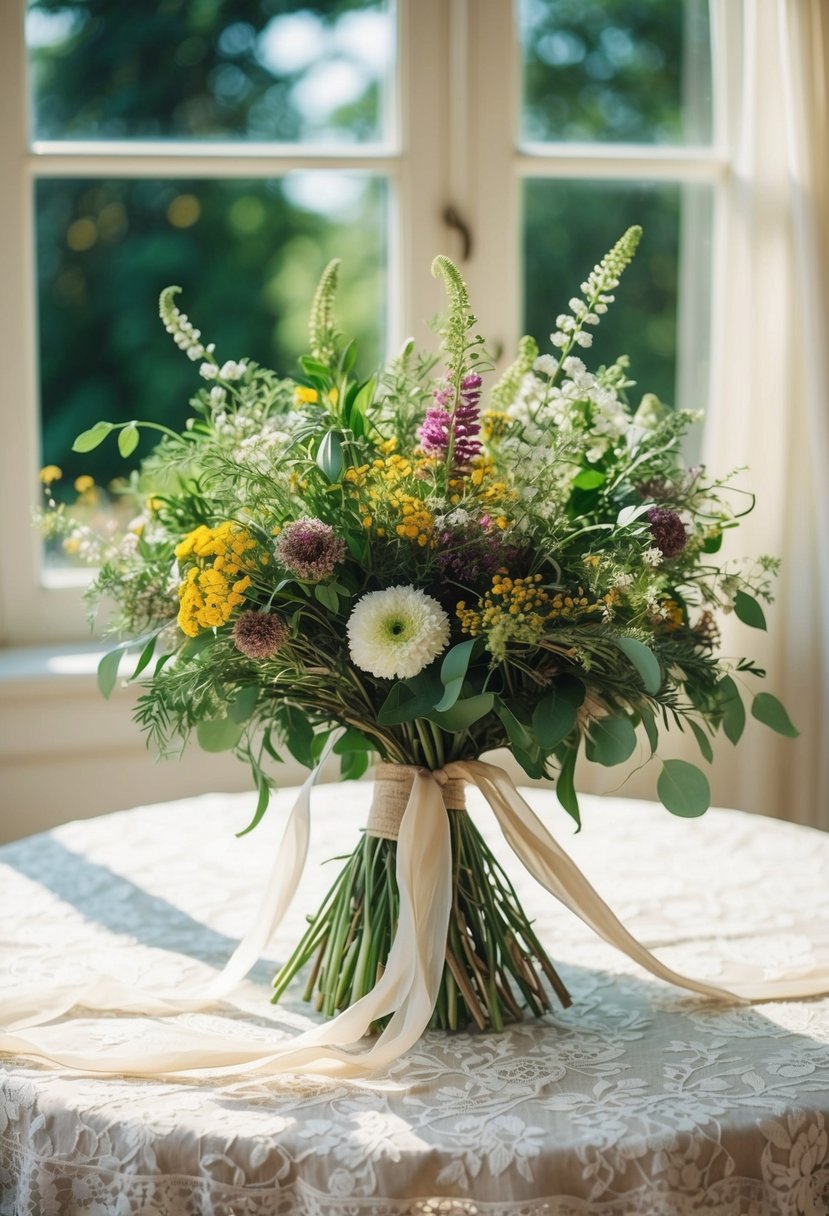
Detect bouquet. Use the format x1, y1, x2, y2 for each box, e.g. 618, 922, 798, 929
42, 226, 797, 1035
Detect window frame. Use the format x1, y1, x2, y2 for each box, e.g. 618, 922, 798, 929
0, 0, 728, 648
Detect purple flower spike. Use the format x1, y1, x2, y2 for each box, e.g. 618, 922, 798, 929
418, 371, 483, 469
275, 517, 345, 581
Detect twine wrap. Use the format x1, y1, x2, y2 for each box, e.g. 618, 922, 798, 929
367, 762, 466, 840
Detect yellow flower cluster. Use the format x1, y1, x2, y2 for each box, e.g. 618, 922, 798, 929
481, 410, 511, 443
344, 455, 434, 546
175, 521, 257, 575
175, 521, 259, 636
457, 573, 602, 652
654, 598, 685, 631
178, 567, 252, 637
294, 385, 338, 407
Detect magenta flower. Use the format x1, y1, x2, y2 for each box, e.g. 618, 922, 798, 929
419, 371, 483, 469
275, 518, 345, 581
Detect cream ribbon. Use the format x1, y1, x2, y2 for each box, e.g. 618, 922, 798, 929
2, 758, 829, 1079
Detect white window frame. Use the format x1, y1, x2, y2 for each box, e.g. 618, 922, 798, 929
0, 0, 728, 650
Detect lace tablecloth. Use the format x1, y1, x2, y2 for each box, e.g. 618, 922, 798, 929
2, 783, 829, 1216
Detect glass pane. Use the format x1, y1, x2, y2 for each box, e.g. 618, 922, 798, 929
27, 1, 393, 143
520, 0, 712, 145
36, 173, 387, 544
522, 179, 712, 411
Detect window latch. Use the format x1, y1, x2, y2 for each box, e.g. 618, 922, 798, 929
442, 205, 473, 261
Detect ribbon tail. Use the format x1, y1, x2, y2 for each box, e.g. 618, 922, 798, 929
1, 737, 337, 1035
451, 760, 829, 1004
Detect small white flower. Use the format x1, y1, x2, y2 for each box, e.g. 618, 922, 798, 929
643, 546, 663, 568
219, 360, 247, 381
347, 586, 450, 679
533, 354, 558, 377
573, 331, 593, 348
199, 361, 218, 380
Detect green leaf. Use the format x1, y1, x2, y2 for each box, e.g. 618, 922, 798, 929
532, 690, 577, 751
117, 423, 140, 458
702, 530, 723, 554
299, 357, 331, 380
129, 633, 158, 682
197, 715, 245, 753
657, 759, 710, 817
616, 502, 652, 527
734, 590, 767, 631
573, 468, 605, 490
316, 429, 344, 482
688, 718, 714, 764
340, 749, 370, 781
378, 665, 443, 725
236, 771, 273, 837
615, 636, 661, 694
639, 705, 659, 754
751, 693, 799, 737
555, 743, 581, 830
333, 728, 377, 754
513, 746, 547, 781
97, 646, 126, 700
428, 692, 494, 732
585, 716, 637, 767
718, 675, 746, 745
496, 699, 534, 752
350, 376, 376, 422
314, 582, 340, 612
283, 707, 315, 767
72, 421, 113, 453
180, 629, 217, 659
339, 338, 357, 377
228, 685, 258, 724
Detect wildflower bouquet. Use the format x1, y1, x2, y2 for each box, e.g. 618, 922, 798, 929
49, 227, 797, 1035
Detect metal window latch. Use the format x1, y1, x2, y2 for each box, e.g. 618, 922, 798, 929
442, 205, 473, 261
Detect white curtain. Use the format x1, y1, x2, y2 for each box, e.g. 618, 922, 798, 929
704, 0, 829, 827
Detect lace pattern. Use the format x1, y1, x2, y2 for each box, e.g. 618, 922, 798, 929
2, 787, 829, 1215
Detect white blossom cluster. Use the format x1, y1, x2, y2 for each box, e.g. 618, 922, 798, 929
211, 399, 296, 470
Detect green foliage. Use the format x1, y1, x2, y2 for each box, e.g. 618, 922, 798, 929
308, 259, 341, 365
657, 759, 710, 817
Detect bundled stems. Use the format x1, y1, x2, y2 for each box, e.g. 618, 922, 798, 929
272, 806, 571, 1032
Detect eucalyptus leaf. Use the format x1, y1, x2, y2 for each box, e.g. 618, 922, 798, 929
228, 685, 258, 724
657, 759, 710, 817
129, 633, 158, 683
616, 502, 652, 528
734, 590, 767, 631
333, 728, 377, 753
428, 692, 494, 732
751, 693, 799, 737
340, 749, 370, 781
615, 636, 661, 694
585, 716, 637, 767
688, 718, 714, 763
718, 675, 745, 745
197, 715, 245, 753
532, 691, 577, 751
555, 744, 581, 830
97, 646, 126, 700
639, 705, 659, 753
496, 699, 534, 752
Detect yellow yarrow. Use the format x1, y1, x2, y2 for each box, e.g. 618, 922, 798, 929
74, 474, 95, 493
457, 573, 601, 655
39, 465, 62, 485
175, 521, 257, 577
177, 567, 252, 637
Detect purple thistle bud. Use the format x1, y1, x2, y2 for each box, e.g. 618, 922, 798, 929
647, 507, 687, 558
232, 610, 289, 659
275, 517, 345, 581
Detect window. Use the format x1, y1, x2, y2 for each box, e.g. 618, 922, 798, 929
0, 0, 720, 647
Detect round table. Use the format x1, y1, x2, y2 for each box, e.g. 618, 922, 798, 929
2, 783, 829, 1216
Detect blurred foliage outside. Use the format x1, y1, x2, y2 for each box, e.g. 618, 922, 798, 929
28, 0, 712, 523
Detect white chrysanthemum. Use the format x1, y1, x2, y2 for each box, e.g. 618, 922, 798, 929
347, 586, 450, 679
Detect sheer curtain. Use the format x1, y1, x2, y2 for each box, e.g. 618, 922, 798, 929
704, 0, 829, 827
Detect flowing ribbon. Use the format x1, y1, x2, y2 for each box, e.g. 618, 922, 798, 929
2, 758, 829, 1078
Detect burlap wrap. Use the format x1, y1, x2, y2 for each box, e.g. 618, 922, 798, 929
367, 762, 466, 840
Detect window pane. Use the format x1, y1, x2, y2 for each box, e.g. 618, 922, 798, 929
520, 0, 712, 145
522, 179, 712, 411
36, 173, 387, 520
27, 1, 393, 143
